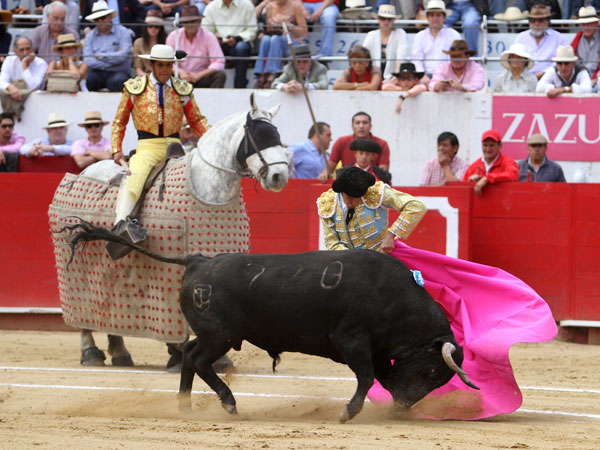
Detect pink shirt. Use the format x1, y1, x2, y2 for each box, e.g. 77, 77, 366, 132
429, 60, 486, 92
420, 156, 470, 186
166, 28, 225, 73
71, 136, 111, 155
0, 132, 25, 153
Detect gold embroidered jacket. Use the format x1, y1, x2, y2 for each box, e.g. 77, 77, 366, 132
111, 75, 209, 153
317, 181, 427, 251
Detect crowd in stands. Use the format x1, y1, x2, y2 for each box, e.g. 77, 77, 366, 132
0, 0, 596, 187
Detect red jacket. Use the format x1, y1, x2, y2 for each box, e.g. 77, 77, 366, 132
462, 153, 519, 184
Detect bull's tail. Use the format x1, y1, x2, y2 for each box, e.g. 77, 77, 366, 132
59, 220, 189, 267
441, 342, 480, 390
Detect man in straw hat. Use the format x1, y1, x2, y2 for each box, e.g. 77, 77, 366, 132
71, 111, 112, 169
83, 1, 132, 92
536, 44, 592, 96
571, 6, 600, 86
494, 42, 538, 92
19, 113, 73, 158
110, 44, 208, 252
272, 44, 328, 92
429, 39, 485, 92
31, 1, 80, 64
514, 4, 565, 77
518, 133, 566, 182
47, 33, 87, 84
411, 0, 461, 78
444, 0, 488, 57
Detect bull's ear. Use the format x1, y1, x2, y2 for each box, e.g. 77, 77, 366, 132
250, 93, 257, 114
267, 103, 281, 119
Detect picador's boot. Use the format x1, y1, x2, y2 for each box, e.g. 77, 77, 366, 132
106, 184, 147, 260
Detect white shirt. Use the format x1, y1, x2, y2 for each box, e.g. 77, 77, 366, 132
0, 54, 48, 91
201, 0, 258, 43
363, 28, 408, 81
411, 26, 461, 75
536, 66, 592, 93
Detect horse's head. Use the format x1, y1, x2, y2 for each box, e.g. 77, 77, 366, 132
236, 94, 290, 192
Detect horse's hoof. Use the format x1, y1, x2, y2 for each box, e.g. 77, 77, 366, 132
339, 406, 350, 424
81, 346, 106, 365
222, 403, 237, 415
111, 354, 134, 367
178, 397, 192, 413
167, 362, 182, 374
212, 354, 234, 373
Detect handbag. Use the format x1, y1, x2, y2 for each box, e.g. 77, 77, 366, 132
46, 72, 80, 93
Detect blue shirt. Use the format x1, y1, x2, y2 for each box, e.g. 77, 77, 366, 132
290, 139, 325, 179
514, 29, 566, 74
83, 24, 132, 72
20, 137, 74, 157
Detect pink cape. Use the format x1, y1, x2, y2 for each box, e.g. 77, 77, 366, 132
366, 241, 558, 420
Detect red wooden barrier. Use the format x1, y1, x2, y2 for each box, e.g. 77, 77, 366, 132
18, 155, 81, 174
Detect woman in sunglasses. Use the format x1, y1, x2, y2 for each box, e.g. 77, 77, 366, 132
71, 111, 112, 169
133, 10, 167, 77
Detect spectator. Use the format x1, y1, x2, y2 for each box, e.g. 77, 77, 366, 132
202, 0, 258, 89
0, 10, 12, 67
333, 45, 382, 90
318, 111, 390, 181
571, 6, 600, 89
253, 0, 307, 89
340, 138, 392, 184
290, 121, 331, 180
20, 113, 73, 158
420, 131, 469, 186
71, 111, 112, 169
495, 43, 538, 93
0, 37, 48, 120
32, 1, 81, 64
166, 5, 226, 88
444, 0, 488, 57
0, 112, 25, 159
362, 5, 408, 81
147, 0, 188, 17
514, 4, 565, 78
518, 133, 566, 182
411, 0, 461, 79
194, 0, 212, 16
83, 1, 133, 92
493, 5, 528, 21
536, 45, 592, 97
523, 0, 562, 20
272, 44, 328, 91
429, 39, 485, 92
463, 129, 519, 196
81, 0, 147, 39
46, 33, 87, 90
382, 62, 427, 114
302, 0, 339, 58
42, 0, 80, 31
180, 117, 200, 152
133, 10, 167, 77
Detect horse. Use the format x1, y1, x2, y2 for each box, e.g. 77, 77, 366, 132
49, 94, 291, 368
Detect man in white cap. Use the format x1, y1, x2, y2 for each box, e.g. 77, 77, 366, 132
536, 45, 592, 97
411, 0, 461, 79
110, 44, 209, 257
71, 111, 112, 169
83, 1, 132, 92
570, 6, 600, 88
19, 113, 73, 158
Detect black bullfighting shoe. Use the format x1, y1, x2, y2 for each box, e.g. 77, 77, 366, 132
106, 218, 148, 260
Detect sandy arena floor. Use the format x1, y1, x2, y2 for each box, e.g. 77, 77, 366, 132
1, 330, 599, 449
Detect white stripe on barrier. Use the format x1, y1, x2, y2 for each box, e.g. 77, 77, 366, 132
0, 381, 599, 420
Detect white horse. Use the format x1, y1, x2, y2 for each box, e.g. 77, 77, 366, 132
57, 94, 291, 367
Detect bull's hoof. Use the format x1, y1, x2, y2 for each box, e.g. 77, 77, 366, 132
212, 354, 234, 373
178, 395, 192, 413
221, 403, 237, 415
339, 406, 350, 424
81, 346, 106, 366
112, 353, 134, 367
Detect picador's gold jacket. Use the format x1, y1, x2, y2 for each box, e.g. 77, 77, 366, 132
111, 75, 209, 153
317, 181, 427, 251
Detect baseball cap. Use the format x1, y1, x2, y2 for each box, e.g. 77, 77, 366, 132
481, 129, 502, 142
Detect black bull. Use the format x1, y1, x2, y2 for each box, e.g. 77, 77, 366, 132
66, 222, 478, 422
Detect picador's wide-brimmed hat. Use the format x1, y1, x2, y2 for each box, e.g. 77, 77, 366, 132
349, 139, 382, 154
332, 166, 376, 198
494, 6, 528, 21
43, 113, 71, 129
139, 44, 186, 62
424, 0, 452, 16
526, 4, 552, 19
85, 1, 116, 21
552, 45, 578, 62
392, 62, 424, 79
500, 43, 534, 70
52, 33, 82, 51
575, 6, 599, 24
443, 39, 476, 57
78, 111, 109, 127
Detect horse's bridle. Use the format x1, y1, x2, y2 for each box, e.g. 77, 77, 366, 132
239, 123, 289, 181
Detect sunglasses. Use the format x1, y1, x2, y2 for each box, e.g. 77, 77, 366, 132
84, 123, 101, 129
1, 123, 14, 128
556, 61, 572, 65
528, 18, 547, 23
147, 25, 161, 29
379, 17, 395, 21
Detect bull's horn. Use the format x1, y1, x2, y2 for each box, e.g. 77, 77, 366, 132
441, 343, 480, 390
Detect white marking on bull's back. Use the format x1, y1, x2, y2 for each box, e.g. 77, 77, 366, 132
320, 261, 343, 290
247, 264, 266, 291
193, 284, 212, 311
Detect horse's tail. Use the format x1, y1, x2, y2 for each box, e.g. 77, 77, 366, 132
59, 220, 189, 267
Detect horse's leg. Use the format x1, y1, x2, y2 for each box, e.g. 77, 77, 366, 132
80, 330, 106, 366
107, 335, 134, 366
